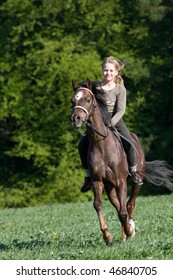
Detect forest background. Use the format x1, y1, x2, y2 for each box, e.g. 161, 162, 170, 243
0, 0, 172, 208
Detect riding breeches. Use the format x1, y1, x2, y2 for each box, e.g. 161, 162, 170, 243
115, 119, 136, 167
78, 118, 137, 169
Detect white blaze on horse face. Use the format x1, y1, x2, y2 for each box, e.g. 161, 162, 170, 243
75, 91, 83, 100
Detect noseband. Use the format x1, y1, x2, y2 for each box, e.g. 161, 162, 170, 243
73, 87, 94, 117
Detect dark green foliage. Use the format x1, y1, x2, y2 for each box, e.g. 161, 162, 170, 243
0, 0, 173, 207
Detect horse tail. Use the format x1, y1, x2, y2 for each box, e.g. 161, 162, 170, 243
144, 160, 173, 191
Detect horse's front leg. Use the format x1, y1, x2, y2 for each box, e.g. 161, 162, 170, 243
93, 181, 113, 245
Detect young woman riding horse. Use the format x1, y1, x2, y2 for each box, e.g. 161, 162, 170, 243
78, 56, 143, 193
70, 65, 173, 244
71, 77, 145, 243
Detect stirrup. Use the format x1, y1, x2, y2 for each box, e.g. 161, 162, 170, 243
131, 172, 143, 186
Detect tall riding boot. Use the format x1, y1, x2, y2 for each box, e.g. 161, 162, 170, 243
80, 169, 92, 193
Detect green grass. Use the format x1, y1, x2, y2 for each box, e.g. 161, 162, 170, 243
0, 194, 173, 260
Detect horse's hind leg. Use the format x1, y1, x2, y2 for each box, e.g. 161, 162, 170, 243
125, 185, 141, 240
118, 180, 134, 241
105, 185, 120, 212
93, 182, 113, 245
127, 185, 141, 219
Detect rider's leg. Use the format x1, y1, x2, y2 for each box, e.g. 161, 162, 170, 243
126, 146, 143, 186
115, 120, 143, 185
78, 134, 92, 192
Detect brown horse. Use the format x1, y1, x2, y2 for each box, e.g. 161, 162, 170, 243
70, 79, 173, 244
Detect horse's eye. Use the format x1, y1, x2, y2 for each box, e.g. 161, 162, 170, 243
87, 98, 91, 103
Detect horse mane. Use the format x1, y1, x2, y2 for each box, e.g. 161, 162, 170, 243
79, 80, 111, 127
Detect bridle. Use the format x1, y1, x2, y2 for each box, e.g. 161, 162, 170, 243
73, 87, 94, 117
72, 87, 108, 138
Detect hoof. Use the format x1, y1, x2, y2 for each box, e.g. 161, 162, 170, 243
127, 219, 135, 240
104, 234, 114, 245
122, 232, 127, 242
106, 238, 114, 246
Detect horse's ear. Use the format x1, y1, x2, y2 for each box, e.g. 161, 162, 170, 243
86, 78, 92, 91
72, 80, 79, 91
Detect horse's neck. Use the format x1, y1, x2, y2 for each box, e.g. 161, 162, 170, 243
88, 106, 108, 142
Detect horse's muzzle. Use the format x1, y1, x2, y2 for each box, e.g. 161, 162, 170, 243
70, 113, 86, 129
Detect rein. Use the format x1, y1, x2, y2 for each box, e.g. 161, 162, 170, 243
86, 122, 109, 138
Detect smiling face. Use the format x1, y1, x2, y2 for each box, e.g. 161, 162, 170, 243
102, 62, 118, 83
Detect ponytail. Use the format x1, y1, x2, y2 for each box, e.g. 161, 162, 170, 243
114, 74, 124, 85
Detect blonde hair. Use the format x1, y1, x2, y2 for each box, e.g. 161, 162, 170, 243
102, 56, 125, 85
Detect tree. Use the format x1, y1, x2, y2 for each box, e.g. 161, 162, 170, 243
0, 0, 172, 207
0, 0, 102, 207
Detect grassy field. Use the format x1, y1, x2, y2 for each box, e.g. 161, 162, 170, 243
0, 194, 173, 260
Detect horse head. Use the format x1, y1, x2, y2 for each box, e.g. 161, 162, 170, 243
70, 79, 95, 129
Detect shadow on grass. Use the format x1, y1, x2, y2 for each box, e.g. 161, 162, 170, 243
0, 239, 51, 251
0, 243, 8, 250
